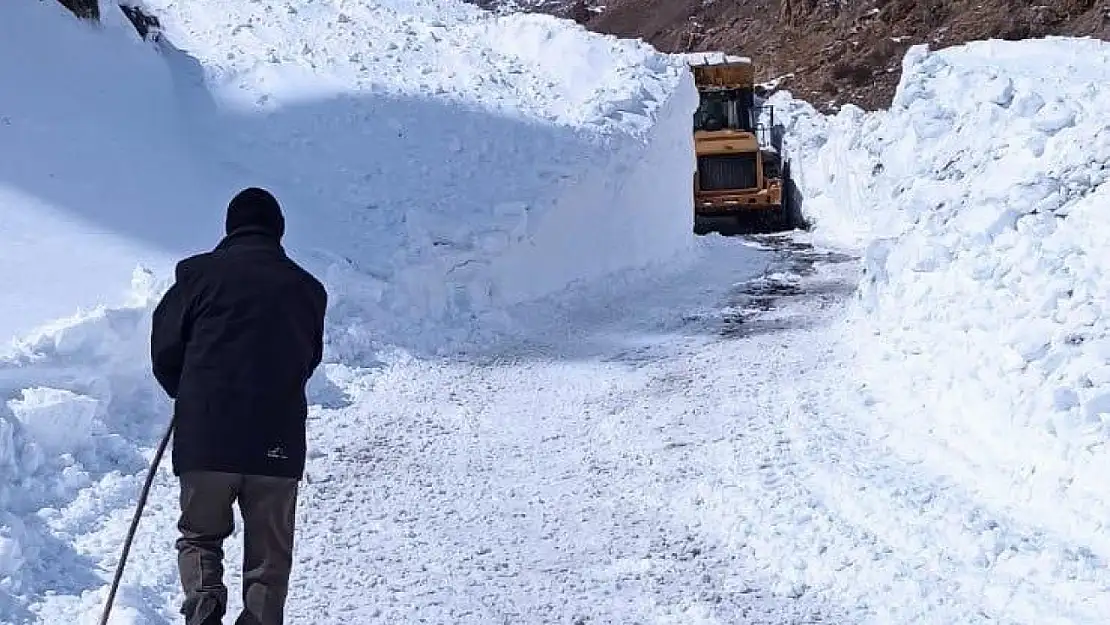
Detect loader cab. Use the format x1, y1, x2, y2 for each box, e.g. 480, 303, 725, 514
694, 86, 756, 133
688, 55, 793, 235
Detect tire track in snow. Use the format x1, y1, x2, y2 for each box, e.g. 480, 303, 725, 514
655, 237, 1110, 624
288, 355, 846, 623
783, 378, 1110, 623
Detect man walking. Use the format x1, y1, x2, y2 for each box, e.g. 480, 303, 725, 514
150, 187, 327, 625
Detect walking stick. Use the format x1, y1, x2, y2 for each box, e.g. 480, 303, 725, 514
98, 417, 175, 625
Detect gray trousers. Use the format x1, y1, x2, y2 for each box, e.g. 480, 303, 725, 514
176, 471, 299, 625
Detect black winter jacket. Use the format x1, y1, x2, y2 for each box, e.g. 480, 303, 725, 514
150, 227, 327, 478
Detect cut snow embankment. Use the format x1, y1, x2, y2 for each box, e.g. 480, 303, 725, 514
772, 37, 1110, 555
0, 5, 218, 621
0, 3, 221, 342
143, 0, 698, 354
0, 1, 695, 621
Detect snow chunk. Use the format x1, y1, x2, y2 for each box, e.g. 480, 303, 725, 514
0, 526, 23, 578
8, 388, 99, 457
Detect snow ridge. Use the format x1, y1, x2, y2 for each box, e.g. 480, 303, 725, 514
775, 36, 1110, 601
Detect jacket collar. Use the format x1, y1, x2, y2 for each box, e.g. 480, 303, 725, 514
215, 226, 284, 252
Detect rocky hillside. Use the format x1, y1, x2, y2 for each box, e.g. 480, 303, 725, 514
57, 0, 98, 19
549, 0, 1110, 111
57, 0, 1110, 111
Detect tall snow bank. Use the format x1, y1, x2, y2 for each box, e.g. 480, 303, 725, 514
0, 7, 214, 618
141, 0, 698, 353
773, 37, 1110, 550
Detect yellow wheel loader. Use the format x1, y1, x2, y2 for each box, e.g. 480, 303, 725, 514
687, 55, 795, 235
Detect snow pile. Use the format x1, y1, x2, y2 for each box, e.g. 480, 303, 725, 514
142, 0, 698, 352
773, 38, 1110, 541
0, 268, 170, 623
0, 0, 697, 620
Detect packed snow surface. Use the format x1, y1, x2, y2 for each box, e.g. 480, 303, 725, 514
772, 36, 1110, 621
45, 234, 867, 624
0, 0, 697, 622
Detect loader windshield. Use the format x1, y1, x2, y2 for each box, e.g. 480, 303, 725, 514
694, 89, 754, 132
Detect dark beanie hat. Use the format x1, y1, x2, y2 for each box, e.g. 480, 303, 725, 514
226, 187, 285, 238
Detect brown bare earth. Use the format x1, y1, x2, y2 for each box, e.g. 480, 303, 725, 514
551, 0, 1110, 111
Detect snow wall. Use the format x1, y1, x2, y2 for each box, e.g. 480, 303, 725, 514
0, 0, 696, 619
141, 0, 698, 355
774, 37, 1110, 550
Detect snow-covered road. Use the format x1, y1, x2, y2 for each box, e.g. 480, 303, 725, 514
30, 231, 1110, 625
281, 231, 1110, 625
33, 234, 857, 624
284, 234, 863, 624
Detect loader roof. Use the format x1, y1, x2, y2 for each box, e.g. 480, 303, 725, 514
681, 52, 752, 65
686, 54, 755, 90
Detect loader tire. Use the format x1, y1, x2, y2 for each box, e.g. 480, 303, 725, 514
781, 159, 801, 230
